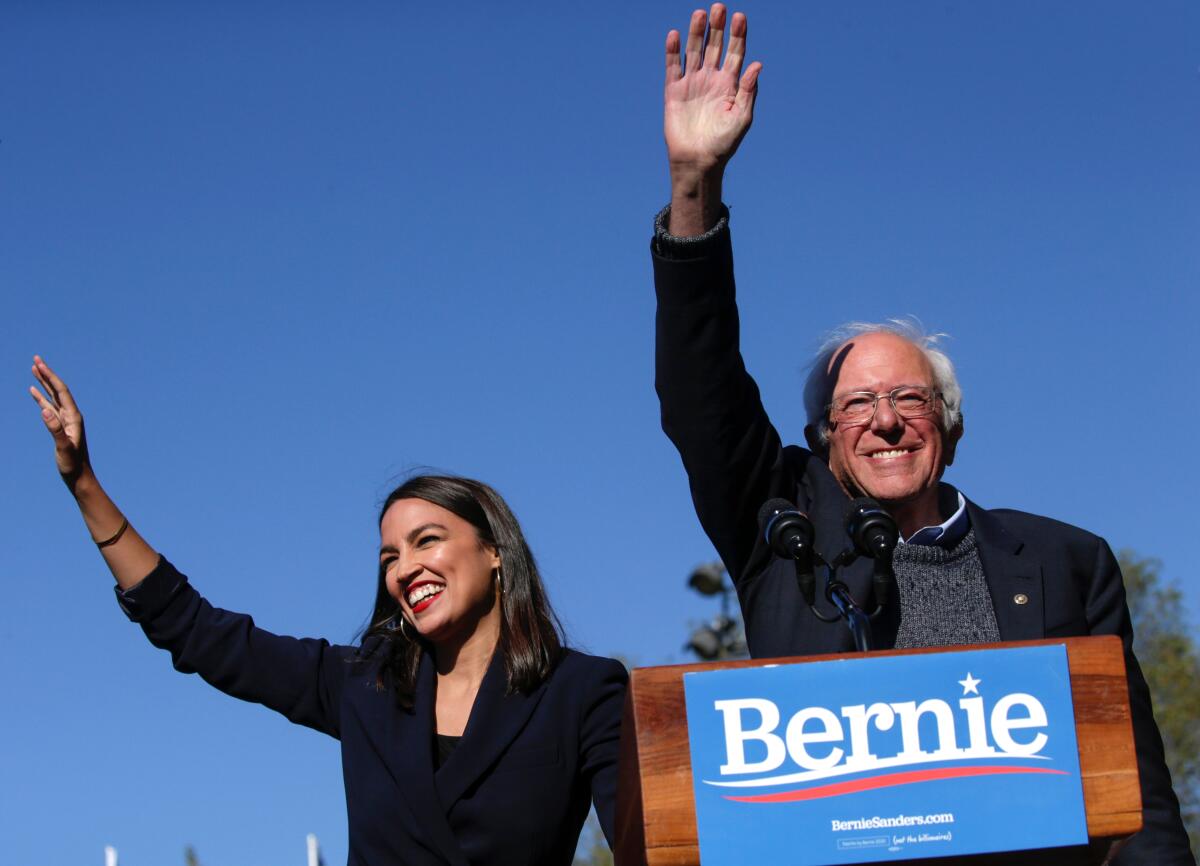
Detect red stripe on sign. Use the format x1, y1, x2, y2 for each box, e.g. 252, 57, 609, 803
723, 766, 1069, 803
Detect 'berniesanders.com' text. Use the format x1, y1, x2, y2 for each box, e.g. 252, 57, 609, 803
832, 813, 955, 831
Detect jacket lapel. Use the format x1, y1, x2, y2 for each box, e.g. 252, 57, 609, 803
369, 652, 470, 866
968, 501, 1045, 641
434, 644, 550, 812
805, 473, 883, 625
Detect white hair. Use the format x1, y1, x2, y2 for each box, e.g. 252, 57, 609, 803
803, 318, 963, 445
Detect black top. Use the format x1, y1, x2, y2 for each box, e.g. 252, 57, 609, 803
435, 734, 461, 770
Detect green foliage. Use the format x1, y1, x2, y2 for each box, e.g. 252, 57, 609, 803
1120, 550, 1200, 854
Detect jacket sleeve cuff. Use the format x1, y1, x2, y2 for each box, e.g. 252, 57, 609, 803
114, 555, 190, 622
651, 203, 730, 259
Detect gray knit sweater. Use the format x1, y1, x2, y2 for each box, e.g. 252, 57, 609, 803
892, 529, 1001, 649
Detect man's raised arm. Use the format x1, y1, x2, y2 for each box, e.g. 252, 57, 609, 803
654, 6, 794, 585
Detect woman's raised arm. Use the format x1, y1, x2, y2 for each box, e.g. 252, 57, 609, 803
30, 355, 160, 589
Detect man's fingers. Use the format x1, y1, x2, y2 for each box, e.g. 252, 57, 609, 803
703, 3, 726, 69
666, 29, 682, 84
724, 11, 747, 77
735, 62, 762, 113
683, 9, 706, 72
740, 61, 761, 91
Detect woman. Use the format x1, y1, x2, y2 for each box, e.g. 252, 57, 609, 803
30, 356, 626, 866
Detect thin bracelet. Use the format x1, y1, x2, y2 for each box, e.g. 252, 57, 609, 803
95, 517, 129, 549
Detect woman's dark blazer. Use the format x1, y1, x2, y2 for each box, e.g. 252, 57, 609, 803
117, 557, 628, 866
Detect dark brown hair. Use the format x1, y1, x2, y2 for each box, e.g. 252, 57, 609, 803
359, 475, 564, 708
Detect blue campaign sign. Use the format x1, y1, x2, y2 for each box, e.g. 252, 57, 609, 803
683, 645, 1087, 864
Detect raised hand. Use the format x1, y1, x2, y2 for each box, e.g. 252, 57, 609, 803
29, 355, 92, 490
665, 4, 761, 172
663, 4, 761, 236
29, 355, 158, 582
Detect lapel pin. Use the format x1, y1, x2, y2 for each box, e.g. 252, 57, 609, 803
1013, 593, 1029, 605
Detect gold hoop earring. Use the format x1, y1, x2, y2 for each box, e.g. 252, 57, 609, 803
398, 614, 412, 640
494, 566, 504, 596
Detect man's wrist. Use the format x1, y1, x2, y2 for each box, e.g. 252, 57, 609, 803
668, 156, 724, 184
668, 170, 724, 237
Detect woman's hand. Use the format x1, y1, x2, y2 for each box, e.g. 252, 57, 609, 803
29, 355, 92, 491
29, 355, 159, 585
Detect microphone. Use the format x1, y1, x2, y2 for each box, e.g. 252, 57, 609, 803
759, 499, 816, 606
844, 498, 899, 609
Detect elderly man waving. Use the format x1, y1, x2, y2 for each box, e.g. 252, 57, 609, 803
651, 5, 1192, 863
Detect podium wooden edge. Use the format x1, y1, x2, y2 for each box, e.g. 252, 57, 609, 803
614, 636, 1141, 866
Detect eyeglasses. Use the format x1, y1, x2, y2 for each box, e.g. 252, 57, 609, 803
828, 385, 942, 426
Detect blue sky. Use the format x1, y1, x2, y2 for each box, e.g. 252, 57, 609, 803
3, 2, 1197, 864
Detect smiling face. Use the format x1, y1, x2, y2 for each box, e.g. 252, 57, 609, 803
823, 333, 961, 528
379, 497, 501, 647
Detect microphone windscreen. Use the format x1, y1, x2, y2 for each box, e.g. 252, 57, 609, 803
844, 497, 883, 523
845, 497, 899, 555
759, 498, 798, 528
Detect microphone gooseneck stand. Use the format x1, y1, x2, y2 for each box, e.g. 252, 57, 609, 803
796, 551, 887, 653
761, 497, 898, 654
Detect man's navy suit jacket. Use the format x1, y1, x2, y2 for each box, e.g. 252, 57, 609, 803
652, 216, 1193, 864
118, 557, 626, 866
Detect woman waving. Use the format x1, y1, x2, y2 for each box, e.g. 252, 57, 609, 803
30, 355, 626, 866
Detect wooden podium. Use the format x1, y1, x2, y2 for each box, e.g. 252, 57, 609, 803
614, 636, 1142, 866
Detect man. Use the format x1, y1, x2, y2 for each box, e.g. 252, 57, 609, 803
651, 5, 1193, 862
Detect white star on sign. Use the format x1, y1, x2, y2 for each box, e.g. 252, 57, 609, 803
959, 672, 981, 695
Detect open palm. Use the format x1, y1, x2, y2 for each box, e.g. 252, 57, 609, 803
664, 5, 761, 171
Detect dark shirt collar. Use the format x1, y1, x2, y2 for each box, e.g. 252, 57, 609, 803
901, 486, 970, 548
